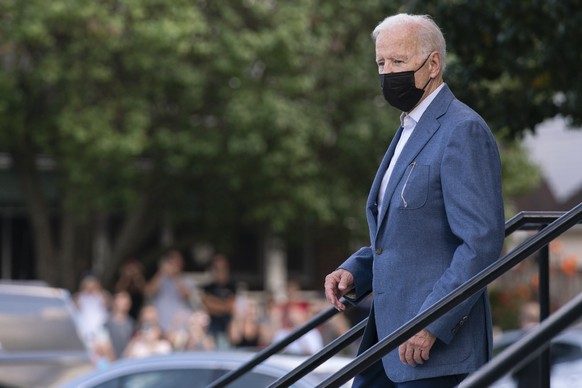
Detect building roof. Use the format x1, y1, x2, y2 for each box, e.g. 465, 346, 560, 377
523, 116, 582, 202
518, 116, 582, 211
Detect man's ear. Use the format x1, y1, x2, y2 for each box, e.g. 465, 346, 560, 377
429, 51, 441, 78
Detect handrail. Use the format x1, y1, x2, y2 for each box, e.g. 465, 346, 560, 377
266, 319, 368, 388
317, 202, 582, 387
266, 211, 567, 388
504, 211, 565, 235
206, 209, 578, 388
460, 290, 582, 387
206, 301, 342, 388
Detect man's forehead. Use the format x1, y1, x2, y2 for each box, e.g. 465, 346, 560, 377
375, 30, 419, 57
376, 28, 419, 49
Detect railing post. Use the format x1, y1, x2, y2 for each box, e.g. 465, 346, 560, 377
538, 244, 551, 388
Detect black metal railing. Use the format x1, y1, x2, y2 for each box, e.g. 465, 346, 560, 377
268, 208, 579, 388
206, 204, 582, 388
316, 203, 582, 387
206, 305, 343, 388
460, 290, 582, 387
266, 318, 368, 388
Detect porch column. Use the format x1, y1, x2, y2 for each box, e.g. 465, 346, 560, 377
264, 237, 287, 302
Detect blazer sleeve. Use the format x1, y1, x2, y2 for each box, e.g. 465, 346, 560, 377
339, 246, 374, 304
420, 118, 505, 344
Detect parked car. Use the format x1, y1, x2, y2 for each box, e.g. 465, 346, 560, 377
490, 325, 582, 387
0, 282, 94, 387
59, 351, 354, 388
550, 358, 582, 388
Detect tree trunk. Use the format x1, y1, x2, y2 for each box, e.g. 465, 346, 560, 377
101, 176, 164, 287
59, 210, 77, 290
10, 146, 59, 286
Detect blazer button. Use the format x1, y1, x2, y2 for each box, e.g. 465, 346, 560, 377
376, 248, 383, 254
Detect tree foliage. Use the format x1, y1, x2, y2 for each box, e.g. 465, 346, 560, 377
412, 0, 582, 138
0, 0, 399, 286
3, 0, 574, 287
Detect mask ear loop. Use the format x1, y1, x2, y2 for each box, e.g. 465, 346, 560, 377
416, 52, 435, 91
414, 53, 432, 72
420, 76, 433, 91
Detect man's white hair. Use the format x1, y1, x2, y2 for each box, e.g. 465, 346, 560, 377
372, 13, 447, 73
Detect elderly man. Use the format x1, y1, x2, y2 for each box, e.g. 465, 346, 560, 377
324, 13, 505, 388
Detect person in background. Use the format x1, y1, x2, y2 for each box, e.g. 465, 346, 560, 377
259, 291, 281, 347
74, 273, 111, 344
123, 304, 172, 358
272, 302, 323, 356
135, 303, 162, 329
266, 278, 309, 341
313, 296, 354, 355
201, 254, 236, 350
324, 13, 505, 387
183, 310, 216, 351
281, 277, 311, 315
229, 297, 268, 350
104, 291, 135, 360
114, 258, 146, 321
144, 249, 194, 335
123, 321, 172, 359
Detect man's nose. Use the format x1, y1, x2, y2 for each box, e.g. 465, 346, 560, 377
380, 64, 394, 74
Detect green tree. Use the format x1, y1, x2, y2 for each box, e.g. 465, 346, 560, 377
407, 0, 582, 208
2, 1, 563, 289
1, 0, 212, 287
0, 0, 399, 287
413, 0, 582, 137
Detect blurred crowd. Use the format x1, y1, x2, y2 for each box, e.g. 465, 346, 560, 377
71, 250, 354, 368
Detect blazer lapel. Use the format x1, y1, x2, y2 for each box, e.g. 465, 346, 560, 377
366, 126, 403, 236
376, 85, 454, 230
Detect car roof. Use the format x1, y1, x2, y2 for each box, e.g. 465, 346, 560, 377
61, 351, 354, 388
0, 284, 87, 352
0, 284, 93, 387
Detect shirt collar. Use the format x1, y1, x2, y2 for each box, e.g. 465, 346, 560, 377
400, 112, 416, 132
407, 82, 446, 123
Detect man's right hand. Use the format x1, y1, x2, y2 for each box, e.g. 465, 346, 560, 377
324, 269, 354, 311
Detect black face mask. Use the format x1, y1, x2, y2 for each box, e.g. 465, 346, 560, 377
380, 55, 432, 112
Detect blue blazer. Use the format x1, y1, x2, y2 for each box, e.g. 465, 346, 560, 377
340, 84, 505, 382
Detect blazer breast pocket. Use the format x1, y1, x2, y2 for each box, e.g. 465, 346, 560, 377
398, 162, 429, 210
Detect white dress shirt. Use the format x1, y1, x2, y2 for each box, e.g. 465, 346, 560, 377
377, 83, 445, 217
